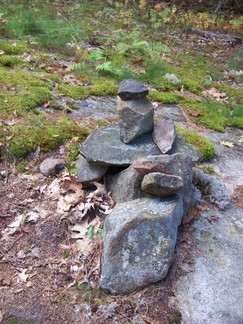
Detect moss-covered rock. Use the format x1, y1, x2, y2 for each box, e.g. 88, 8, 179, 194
176, 126, 215, 161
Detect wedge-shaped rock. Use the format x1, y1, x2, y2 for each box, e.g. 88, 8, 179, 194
141, 172, 183, 197
79, 125, 161, 166
132, 153, 192, 216
153, 118, 176, 154
100, 196, 183, 294
118, 97, 154, 143
76, 155, 108, 184
118, 79, 149, 101
106, 165, 145, 203
132, 157, 173, 176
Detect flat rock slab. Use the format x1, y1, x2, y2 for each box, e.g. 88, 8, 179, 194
79, 124, 161, 166
174, 205, 243, 323
153, 118, 176, 154
100, 196, 183, 295
118, 79, 149, 100
118, 97, 154, 143
141, 172, 184, 197
76, 155, 108, 184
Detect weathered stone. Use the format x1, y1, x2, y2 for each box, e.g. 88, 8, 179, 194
169, 134, 203, 163
164, 73, 181, 85
79, 124, 161, 166
39, 158, 66, 176
193, 168, 231, 210
153, 118, 176, 154
132, 157, 173, 176
118, 79, 149, 100
141, 173, 184, 197
76, 155, 108, 184
118, 97, 154, 143
106, 165, 145, 203
132, 154, 192, 216
100, 196, 183, 294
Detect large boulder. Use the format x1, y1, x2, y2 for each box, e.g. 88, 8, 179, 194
76, 155, 108, 184
79, 124, 161, 166
106, 165, 145, 203
100, 196, 183, 294
141, 172, 184, 197
117, 97, 154, 143
118, 79, 149, 101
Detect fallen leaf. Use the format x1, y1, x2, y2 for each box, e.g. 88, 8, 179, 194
18, 269, 28, 283
238, 136, 243, 143
43, 102, 49, 108
2, 214, 26, 237
25, 211, 40, 223
0, 273, 11, 286
87, 182, 107, 198
220, 141, 234, 148
0, 50, 5, 55
183, 207, 200, 226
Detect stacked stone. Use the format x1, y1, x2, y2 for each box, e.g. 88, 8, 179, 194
73, 79, 201, 295
117, 79, 154, 143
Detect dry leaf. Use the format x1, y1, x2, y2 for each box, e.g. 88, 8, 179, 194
220, 141, 234, 148
2, 214, 26, 238
0, 273, 11, 286
19, 269, 28, 282
25, 211, 40, 223
87, 182, 107, 198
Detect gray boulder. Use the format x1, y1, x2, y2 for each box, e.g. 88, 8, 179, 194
39, 158, 66, 176
153, 118, 176, 154
106, 165, 145, 203
118, 97, 154, 143
118, 79, 149, 100
76, 155, 108, 184
79, 124, 161, 166
141, 172, 184, 197
100, 196, 183, 294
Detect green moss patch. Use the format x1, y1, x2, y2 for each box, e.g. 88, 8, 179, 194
89, 78, 118, 96
0, 41, 30, 54
58, 84, 89, 100
0, 55, 26, 67
149, 91, 183, 104
176, 126, 215, 161
215, 83, 243, 103
9, 116, 90, 159
0, 68, 53, 115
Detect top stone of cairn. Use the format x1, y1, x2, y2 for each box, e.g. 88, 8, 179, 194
118, 79, 149, 101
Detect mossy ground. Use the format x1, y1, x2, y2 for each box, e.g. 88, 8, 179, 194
0, 1, 242, 161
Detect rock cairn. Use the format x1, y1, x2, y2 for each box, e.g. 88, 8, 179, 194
76, 79, 197, 294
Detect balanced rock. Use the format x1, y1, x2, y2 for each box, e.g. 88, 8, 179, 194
79, 124, 161, 166
132, 154, 193, 216
141, 172, 184, 197
39, 158, 66, 176
118, 97, 154, 143
118, 79, 149, 101
153, 118, 176, 154
100, 196, 183, 295
76, 155, 108, 184
132, 157, 173, 176
106, 165, 145, 203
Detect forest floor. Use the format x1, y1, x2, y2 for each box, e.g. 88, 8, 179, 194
0, 1, 242, 323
